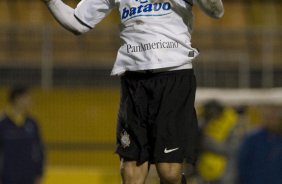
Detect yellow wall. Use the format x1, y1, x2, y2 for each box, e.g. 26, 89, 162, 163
31, 88, 119, 143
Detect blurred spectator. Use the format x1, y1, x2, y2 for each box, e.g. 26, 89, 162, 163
238, 105, 282, 184
0, 86, 45, 184
196, 100, 240, 184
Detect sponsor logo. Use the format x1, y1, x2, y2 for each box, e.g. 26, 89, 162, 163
164, 147, 179, 153
121, 0, 172, 21
127, 40, 179, 53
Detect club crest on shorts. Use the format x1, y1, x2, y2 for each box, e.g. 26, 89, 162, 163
121, 130, 131, 148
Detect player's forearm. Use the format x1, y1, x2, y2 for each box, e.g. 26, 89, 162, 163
44, 0, 90, 35
195, 0, 224, 19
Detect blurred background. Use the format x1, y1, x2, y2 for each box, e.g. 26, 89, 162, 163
0, 0, 281, 184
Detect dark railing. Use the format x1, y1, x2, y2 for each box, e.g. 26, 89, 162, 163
0, 25, 281, 88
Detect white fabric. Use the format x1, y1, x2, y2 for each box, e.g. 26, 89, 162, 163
76, 0, 200, 75
74, 0, 114, 28
47, 0, 91, 34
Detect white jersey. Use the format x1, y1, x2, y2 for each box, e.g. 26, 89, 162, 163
75, 0, 199, 75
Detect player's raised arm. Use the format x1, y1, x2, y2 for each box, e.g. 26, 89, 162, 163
43, 0, 91, 35
194, 0, 224, 19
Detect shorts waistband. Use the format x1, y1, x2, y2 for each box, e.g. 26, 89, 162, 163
122, 69, 194, 79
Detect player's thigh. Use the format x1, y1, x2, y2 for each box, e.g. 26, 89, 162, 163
120, 159, 149, 183
156, 162, 183, 181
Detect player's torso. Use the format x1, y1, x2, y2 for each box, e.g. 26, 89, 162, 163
110, 0, 198, 75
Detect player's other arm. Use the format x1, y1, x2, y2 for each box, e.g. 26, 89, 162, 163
42, 0, 91, 35
194, 0, 224, 19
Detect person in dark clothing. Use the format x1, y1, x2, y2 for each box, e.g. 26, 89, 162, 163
0, 86, 45, 184
238, 105, 282, 184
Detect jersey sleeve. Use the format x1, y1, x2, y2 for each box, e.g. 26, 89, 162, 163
74, 0, 114, 29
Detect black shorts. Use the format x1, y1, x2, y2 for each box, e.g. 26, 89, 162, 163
116, 69, 198, 165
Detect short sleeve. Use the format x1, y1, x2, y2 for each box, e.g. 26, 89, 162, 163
74, 0, 115, 28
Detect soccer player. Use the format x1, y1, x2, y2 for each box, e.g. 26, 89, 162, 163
0, 86, 45, 184
43, 0, 224, 183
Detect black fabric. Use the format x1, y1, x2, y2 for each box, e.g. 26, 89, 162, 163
116, 69, 199, 165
